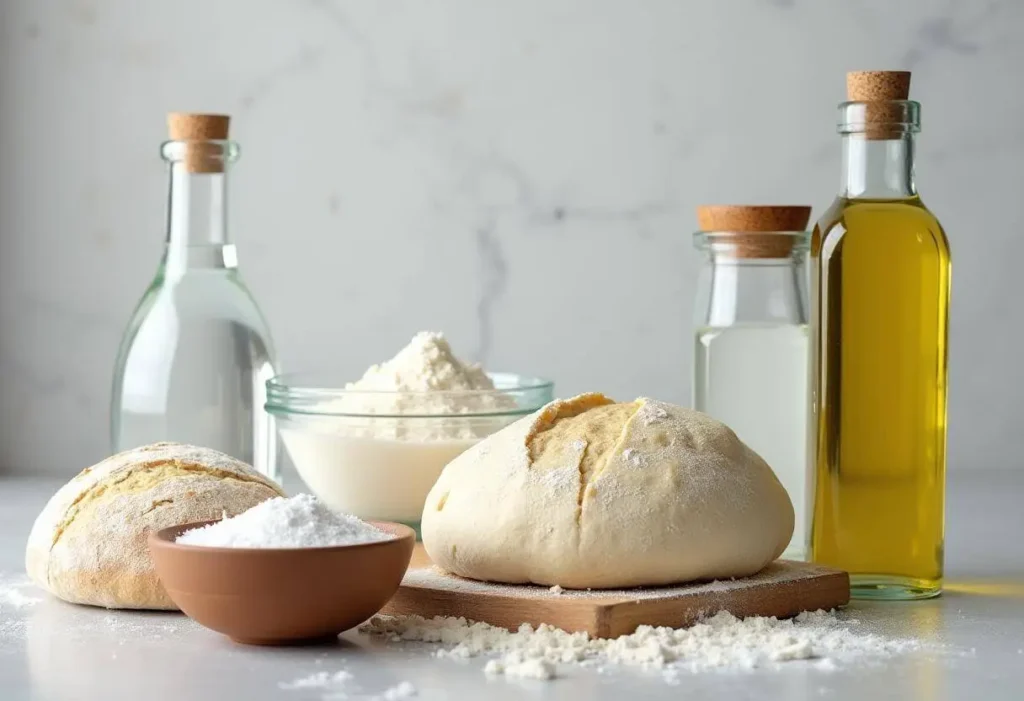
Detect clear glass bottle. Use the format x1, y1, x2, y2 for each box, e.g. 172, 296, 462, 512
692, 206, 811, 560
111, 113, 279, 480
810, 72, 950, 599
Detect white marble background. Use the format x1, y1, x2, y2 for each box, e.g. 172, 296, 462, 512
0, 0, 1020, 474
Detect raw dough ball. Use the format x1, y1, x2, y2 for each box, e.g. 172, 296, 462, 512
26, 442, 284, 609
421, 393, 794, 588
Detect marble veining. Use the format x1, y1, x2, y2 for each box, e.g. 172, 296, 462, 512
0, 0, 1021, 473
473, 222, 506, 365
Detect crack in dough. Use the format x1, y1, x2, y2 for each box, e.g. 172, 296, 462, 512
527, 401, 641, 529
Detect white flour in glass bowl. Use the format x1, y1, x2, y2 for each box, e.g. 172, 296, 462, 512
267, 332, 552, 529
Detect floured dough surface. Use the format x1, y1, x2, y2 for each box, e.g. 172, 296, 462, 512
25, 442, 284, 610
420, 394, 794, 588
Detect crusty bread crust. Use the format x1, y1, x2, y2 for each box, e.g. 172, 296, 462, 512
25, 442, 284, 609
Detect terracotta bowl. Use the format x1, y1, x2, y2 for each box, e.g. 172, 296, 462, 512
148, 520, 415, 645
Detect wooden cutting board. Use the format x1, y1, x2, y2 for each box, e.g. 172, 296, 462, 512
382, 545, 850, 638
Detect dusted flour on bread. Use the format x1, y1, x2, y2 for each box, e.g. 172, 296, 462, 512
421, 394, 794, 588
25, 442, 284, 610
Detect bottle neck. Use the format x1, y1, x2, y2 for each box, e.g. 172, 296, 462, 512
697, 255, 808, 328
840, 133, 917, 200
163, 162, 236, 274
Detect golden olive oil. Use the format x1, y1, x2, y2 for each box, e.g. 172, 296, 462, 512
810, 196, 950, 598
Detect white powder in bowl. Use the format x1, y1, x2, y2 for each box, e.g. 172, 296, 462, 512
176, 494, 393, 548
281, 332, 532, 523
347, 331, 494, 393
331, 331, 519, 434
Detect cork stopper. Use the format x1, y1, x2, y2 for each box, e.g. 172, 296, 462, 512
167, 113, 231, 173
846, 71, 911, 101
846, 71, 911, 140
697, 205, 811, 233
696, 205, 811, 259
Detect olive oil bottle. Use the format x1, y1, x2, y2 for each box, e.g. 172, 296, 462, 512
809, 72, 951, 599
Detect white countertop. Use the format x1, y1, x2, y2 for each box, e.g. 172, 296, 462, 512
2, 471, 1023, 700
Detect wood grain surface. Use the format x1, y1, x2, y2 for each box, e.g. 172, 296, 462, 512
383, 545, 851, 638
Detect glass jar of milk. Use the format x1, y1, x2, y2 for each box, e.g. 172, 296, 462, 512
691, 205, 811, 560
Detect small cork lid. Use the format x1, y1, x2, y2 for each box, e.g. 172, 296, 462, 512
846, 71, 911, 101
167, 113, 231, 173
846, 71, 911, 139
696, 205, 811, 259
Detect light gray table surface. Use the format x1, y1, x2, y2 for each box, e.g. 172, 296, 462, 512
1, 470, 1023, 701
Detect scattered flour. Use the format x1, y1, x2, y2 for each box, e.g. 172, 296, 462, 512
279, 670, 353, 690
815, 657, 839, 671
484, 652, 557, 680
0, 573, 41, 641
102, 614, 189, 639
639, 402, 669, 425
622, 448, 642, 466
278, 670, 414, 700
361, 609, 918, 679
377, 681, 417, 699
0, 574, 42, 609
3, 589, 41, 608
176, 494, 391, 548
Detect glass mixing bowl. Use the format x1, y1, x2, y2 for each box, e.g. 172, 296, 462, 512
265, 372, 554, 537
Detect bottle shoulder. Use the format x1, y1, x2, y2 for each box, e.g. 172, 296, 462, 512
812, 196, 950, 256
120, 271, 275, 340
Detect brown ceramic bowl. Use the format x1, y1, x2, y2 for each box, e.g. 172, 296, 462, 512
148, 520, 415, 645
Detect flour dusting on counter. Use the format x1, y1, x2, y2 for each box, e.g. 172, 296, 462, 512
0, 574, 41, 609
280, 667, 352, 687
278, 670, 415, 699
377, 681, 417, 699
279, 669, 353, 690
484, 653, 557, 680
0, 574, 39, 643
361, 609, 919, 679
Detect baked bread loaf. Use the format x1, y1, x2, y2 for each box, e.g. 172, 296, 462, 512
421, 393, 794, 588
26, 442, 284, 609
